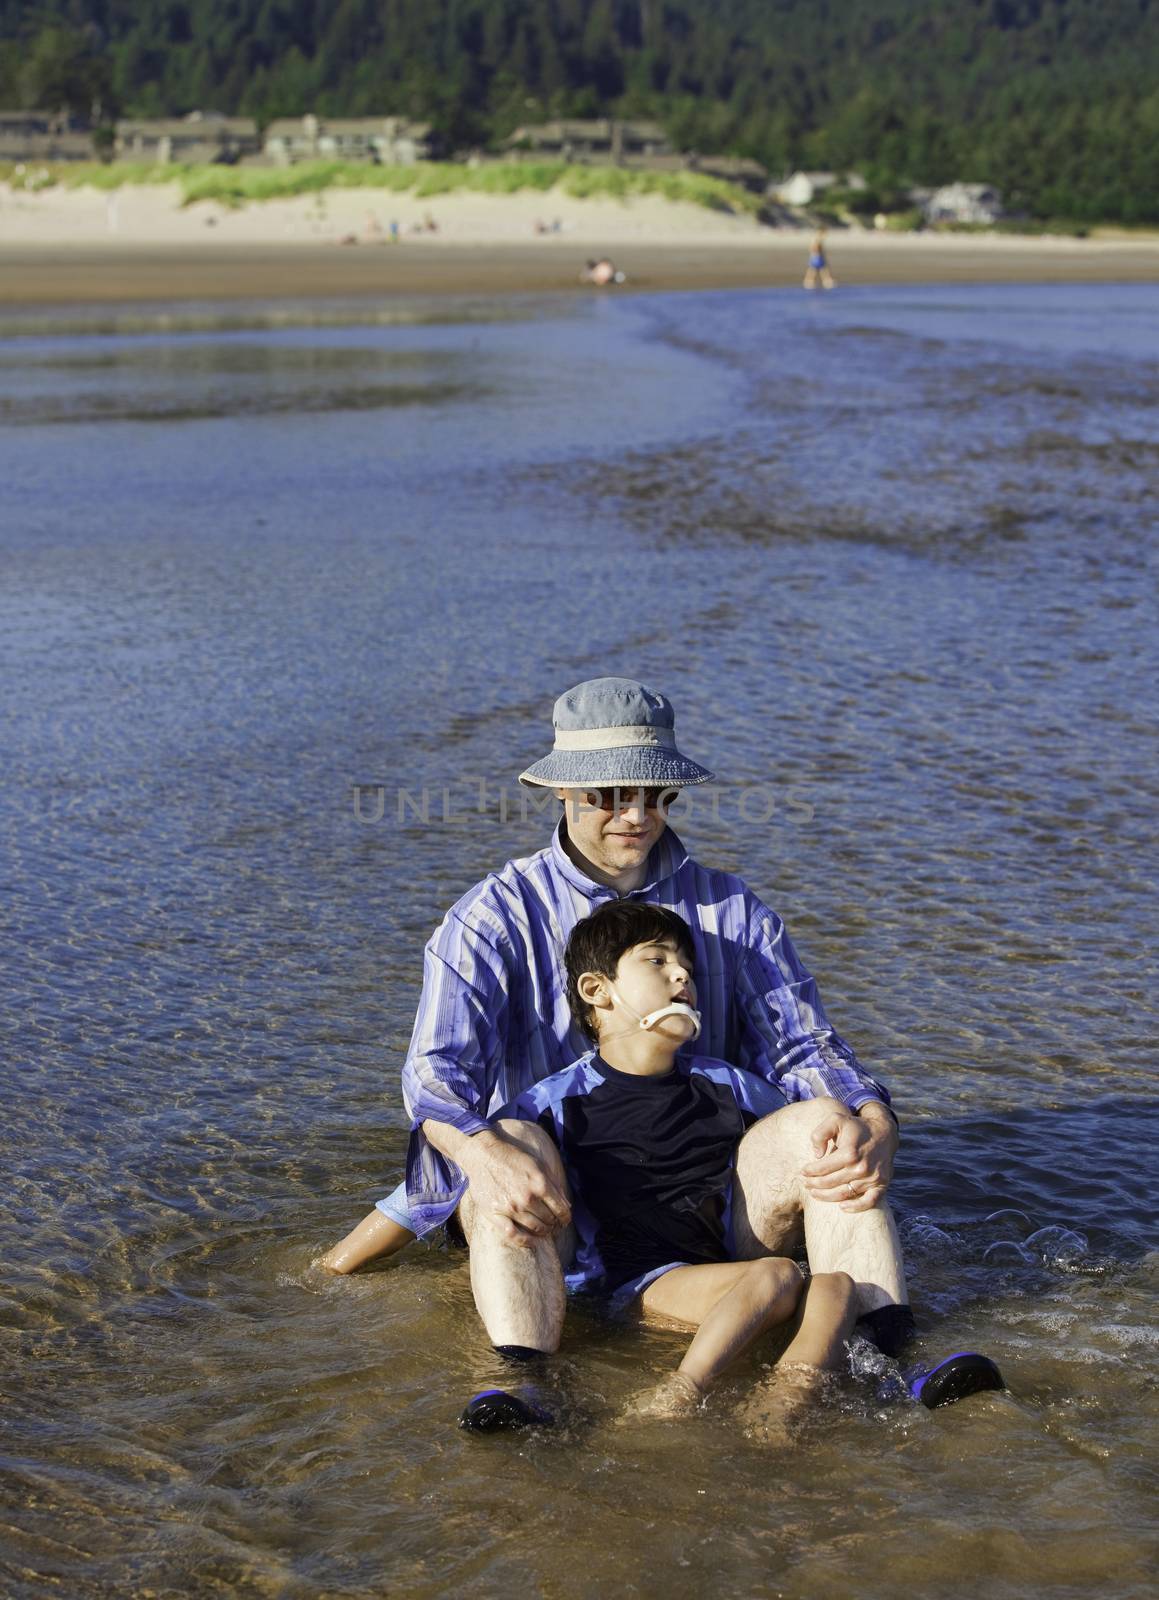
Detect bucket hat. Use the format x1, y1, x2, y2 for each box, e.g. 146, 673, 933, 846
519, 677, 714, 790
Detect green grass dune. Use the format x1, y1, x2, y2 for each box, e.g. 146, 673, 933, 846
1, 159, 763, 216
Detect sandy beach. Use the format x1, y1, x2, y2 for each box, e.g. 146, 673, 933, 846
2, 179, 1157, 303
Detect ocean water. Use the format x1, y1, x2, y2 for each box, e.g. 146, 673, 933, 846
1, 282, 1156, 1598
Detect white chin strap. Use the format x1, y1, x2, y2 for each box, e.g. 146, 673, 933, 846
638, 1001, 702, 1040
606, 987, 702, 1042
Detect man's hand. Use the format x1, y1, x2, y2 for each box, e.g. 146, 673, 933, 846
426, 1120, 571, 1248
800, 1102, 898, 1212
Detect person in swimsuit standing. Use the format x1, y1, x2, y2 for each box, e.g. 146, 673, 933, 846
803, 229, 836, 290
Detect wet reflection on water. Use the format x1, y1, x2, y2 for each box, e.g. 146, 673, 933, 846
0, 338, 491, 425
1, 285, 1156, 1597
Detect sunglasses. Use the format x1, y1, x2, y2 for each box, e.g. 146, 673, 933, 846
577, 787, 677, 811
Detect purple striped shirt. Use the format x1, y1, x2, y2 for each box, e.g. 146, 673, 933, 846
401, 823, 891, 1234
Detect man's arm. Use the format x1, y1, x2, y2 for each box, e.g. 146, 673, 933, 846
423, 1118, 570, 1246
401, 909, 568, 1239
717, 1058, 897, 1212
732, 892, 898, 1205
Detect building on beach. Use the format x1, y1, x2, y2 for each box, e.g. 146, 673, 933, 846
923, 182, 1004, 224
0, 110, 93, 162
686, 154, 769, 193
114, 111, 260, 164
263, 116, 435, 165
500, 118, 672, 164
771, 170, 839, 206
495, 119, 768, 195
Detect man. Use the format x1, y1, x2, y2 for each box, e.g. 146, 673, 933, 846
325, 678, 1001, 1416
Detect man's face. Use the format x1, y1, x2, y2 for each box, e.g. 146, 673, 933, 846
555, 786, 674, 877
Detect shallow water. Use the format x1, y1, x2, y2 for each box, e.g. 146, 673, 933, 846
2, 284, 1156, 1598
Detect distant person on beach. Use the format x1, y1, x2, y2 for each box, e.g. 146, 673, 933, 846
322, 677, 1003, 1425
460, 900, 858, 1429
803, 230, 836, 290
581, 257, 625, 286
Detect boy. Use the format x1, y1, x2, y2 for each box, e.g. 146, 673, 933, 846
462, 900, 858, 1429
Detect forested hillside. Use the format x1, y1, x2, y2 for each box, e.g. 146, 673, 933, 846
2, 1, 1158, 222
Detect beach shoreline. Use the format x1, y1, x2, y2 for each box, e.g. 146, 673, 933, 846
4, 235, 1159, 306
2, 181, 1158, 304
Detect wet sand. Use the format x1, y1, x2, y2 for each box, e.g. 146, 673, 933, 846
2, 235, 1157, 305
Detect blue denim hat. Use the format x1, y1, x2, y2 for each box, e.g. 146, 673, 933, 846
519, 677, 714, 789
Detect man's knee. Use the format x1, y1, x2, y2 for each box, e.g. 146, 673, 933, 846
493, 1116, 567, 1184
733, 1100, 852, 1257
737, 1098, 845, 1177
749, 1097, 844, 1142
459, 1119, 572, 1260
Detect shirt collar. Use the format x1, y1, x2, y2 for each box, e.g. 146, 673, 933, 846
548, 818, 689, 899
593, 1050, 679, 1084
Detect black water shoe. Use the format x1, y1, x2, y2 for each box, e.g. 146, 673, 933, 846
857, 1303, 917, 1359
906, 1352, 1005, 1409
493, 1343, 548, 1366
458, 1388, 555, 1432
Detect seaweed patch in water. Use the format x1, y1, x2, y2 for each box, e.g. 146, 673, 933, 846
0, 379, 490, 426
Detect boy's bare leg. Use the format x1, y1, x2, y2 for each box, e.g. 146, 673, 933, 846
742, 1271, 859, 1439
778, 1271, 859, 1371
626, 1257, 804, 1417
732, 1099, 909, 1317
321, 1210, 415, 1274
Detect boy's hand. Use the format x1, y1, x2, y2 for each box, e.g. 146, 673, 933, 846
800, 1103, 898, 1212
463, 1127, 572, 1245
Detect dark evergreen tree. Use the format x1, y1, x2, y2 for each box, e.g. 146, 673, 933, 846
1, 1, 1156, 221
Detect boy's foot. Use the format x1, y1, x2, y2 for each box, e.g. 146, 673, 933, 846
458, 1388, 555, 1433
740, 1362, 837, 1444
619, 1371, 703, 1422
906, 1352, 1005, 1409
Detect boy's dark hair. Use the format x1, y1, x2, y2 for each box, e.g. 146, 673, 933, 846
565, 900, 696, 1043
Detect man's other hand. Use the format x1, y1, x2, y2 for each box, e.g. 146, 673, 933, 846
800, 1102, 898, 1212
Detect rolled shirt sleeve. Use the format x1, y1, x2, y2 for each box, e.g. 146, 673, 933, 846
733, 893, 892, 1113
401, 912, 511, 1234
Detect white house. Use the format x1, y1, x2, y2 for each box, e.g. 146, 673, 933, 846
771, 170, 837, 206
0, 110, 93, 161
263, 116, 434, 165
501, 119, 672, 164
924, 183, 1004, 225
116, 111, 259, 164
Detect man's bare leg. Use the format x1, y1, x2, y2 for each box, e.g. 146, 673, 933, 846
732, 1099, 909, 1317
321, 1210, 415, 1274
460, 1118, 572, 1353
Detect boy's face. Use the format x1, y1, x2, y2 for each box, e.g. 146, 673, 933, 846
604, 936, 698, 1044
